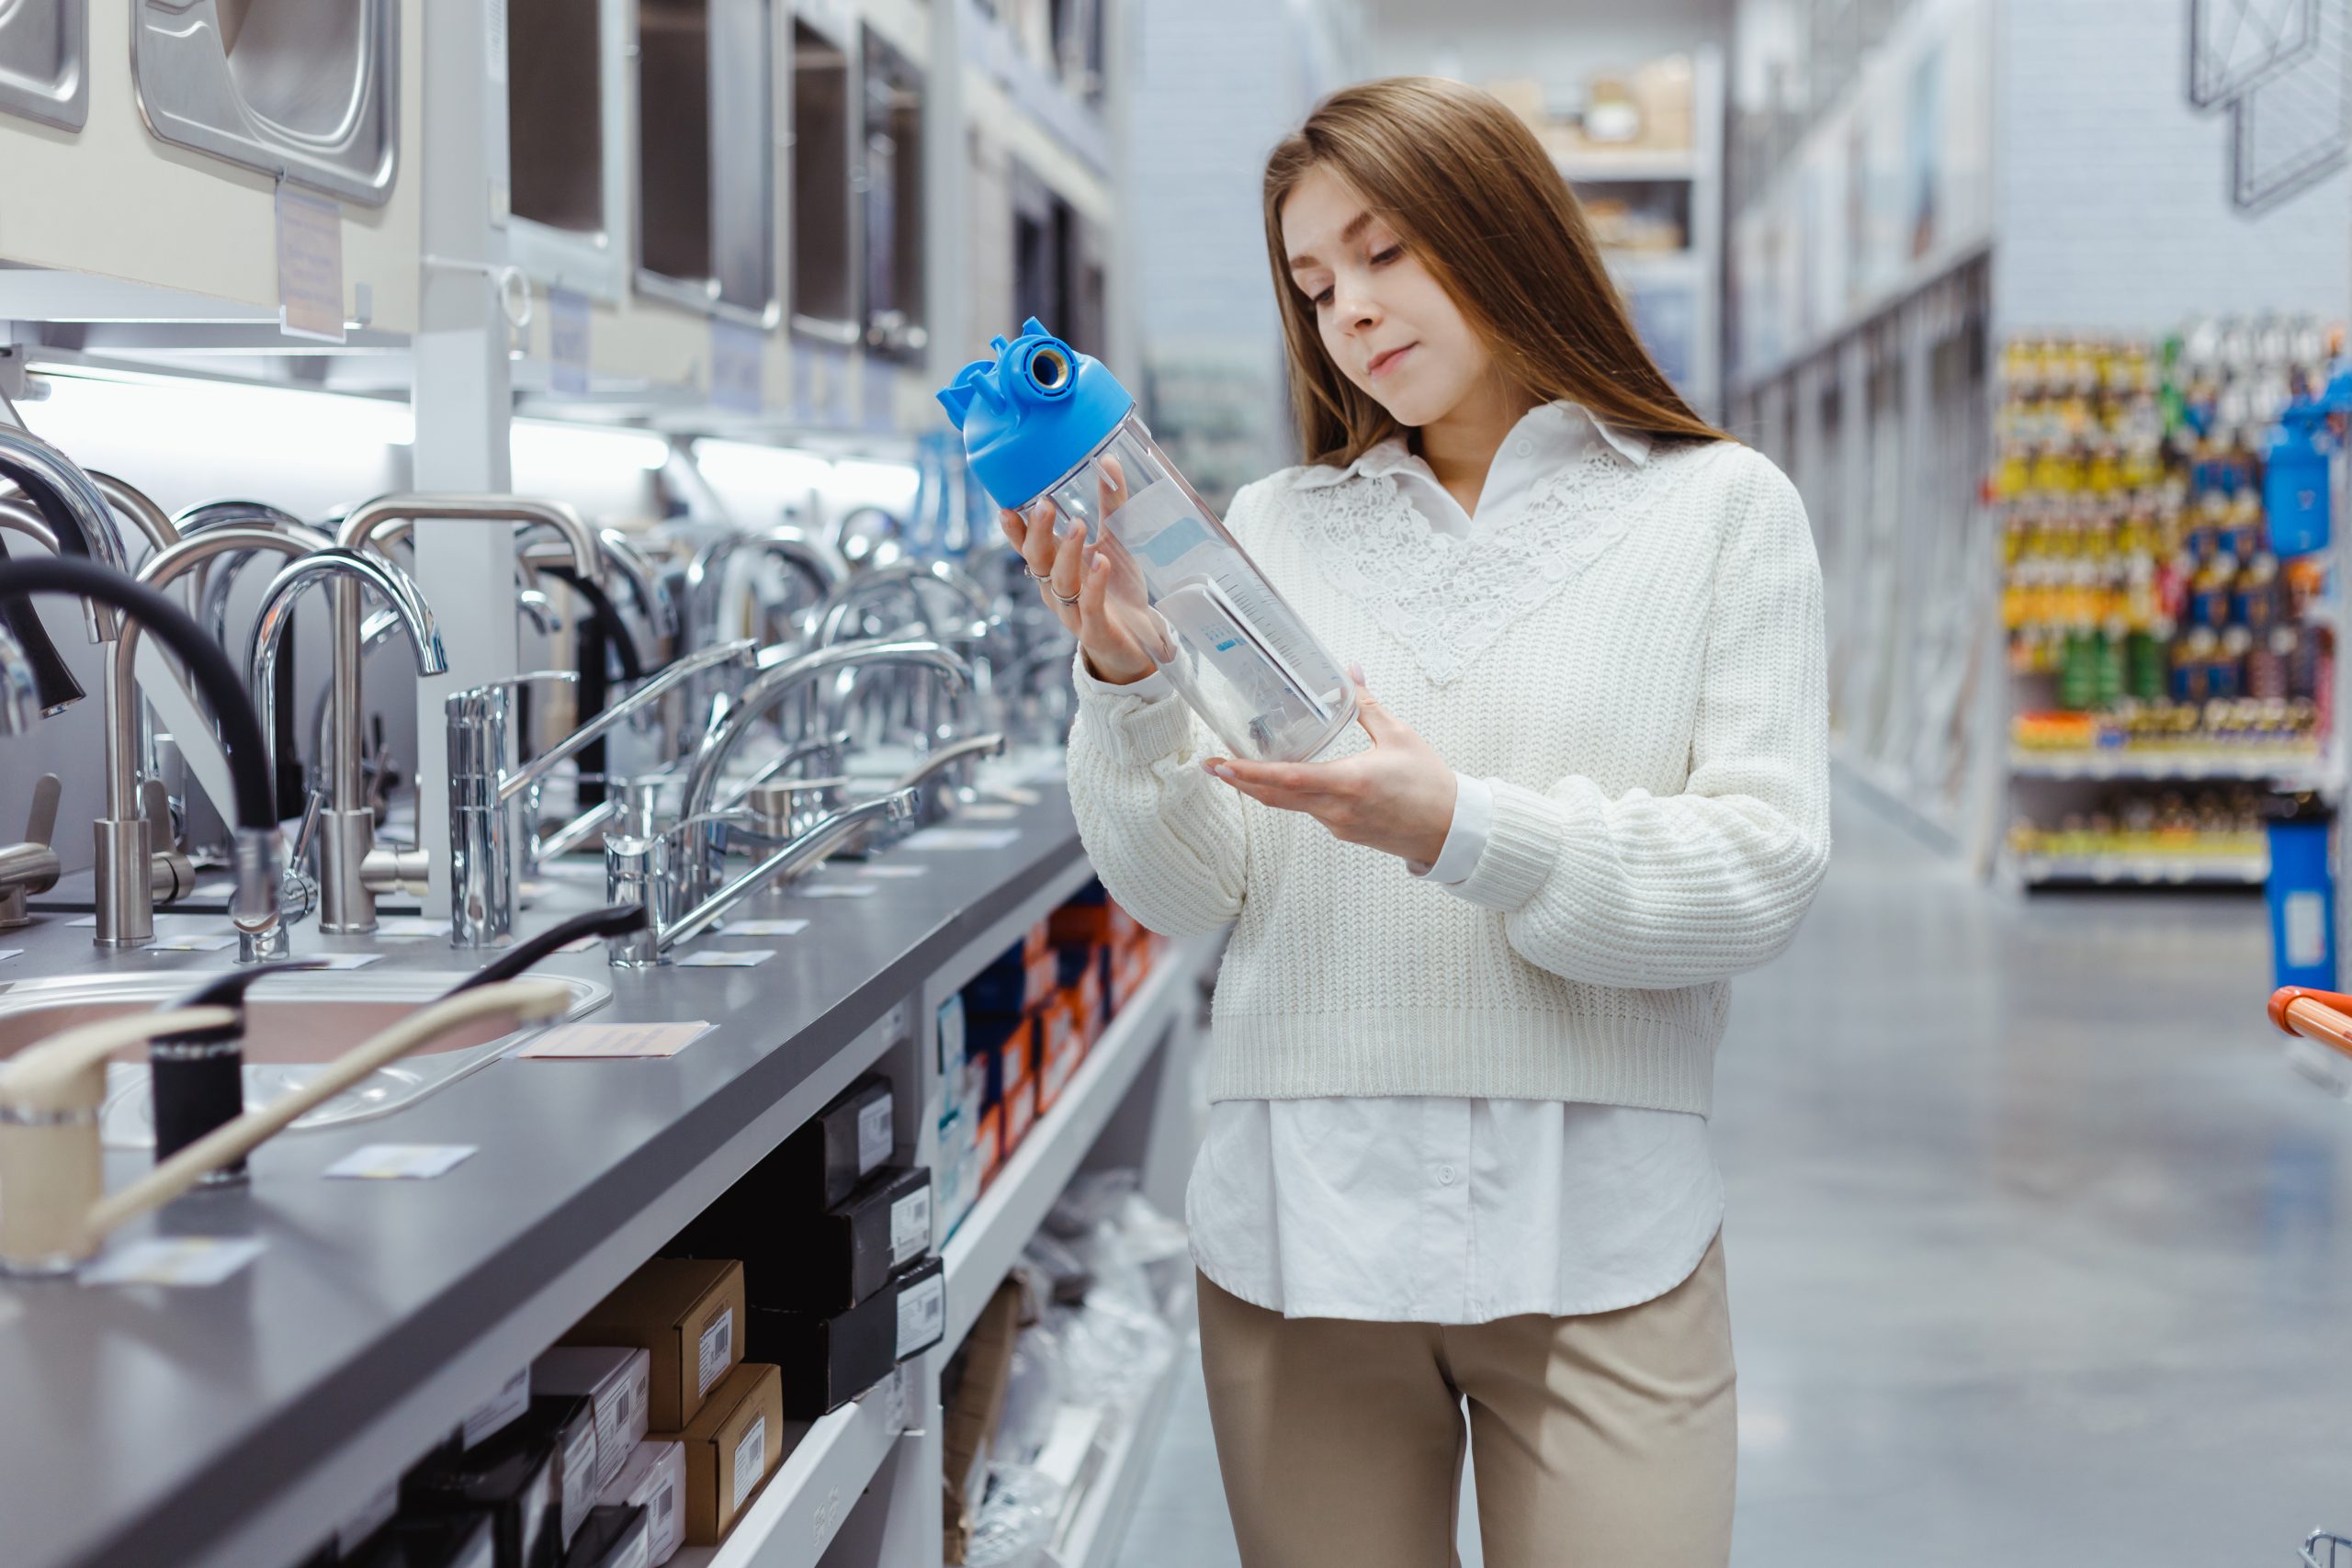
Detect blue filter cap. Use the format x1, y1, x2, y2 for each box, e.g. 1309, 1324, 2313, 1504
935, 318, 1136, 510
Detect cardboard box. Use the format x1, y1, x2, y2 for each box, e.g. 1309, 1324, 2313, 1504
935, 1112, 983, 1243
1001, 1070, 1036, 1155
596, 1441, 685, 1567
965, 942, 1059, 1015
1035, 998, 1084, 1116
788, 1075, 895, 1208
402, 1418, 560, 1568
514, 1394, 600, 1550
941, 1277, 1026, 1565
459, 1367, 532, 1452
561, 1259, 745, 1433
710, 1164, 932, 1314
750, 1256, 945, 1417
658, 1362, 783, 1547
1049, 889, 1138, 951
977, 1105, 1003, 1188
1022, 918, 1051, 965
530, 1347, 650, 1495
559, 1504, 647, 1568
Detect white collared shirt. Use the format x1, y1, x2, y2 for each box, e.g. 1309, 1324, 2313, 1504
1147, 400, 1724, 1324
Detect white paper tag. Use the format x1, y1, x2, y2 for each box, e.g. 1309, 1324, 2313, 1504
520, 1021, 714, 1059
718, 918, 809, 937
372, 916, 450, 939
856, 1097, 893, 1173
889, 1187, 932, 1267
797, 883, 877, 899
858, 863, 929, 879
80, 1236, 264, 1287
955, 803, 1021, 821
896, 1271, 944, 1359
697, 1307, 733, 1396
276, 183, 346, 343
323, 1144, 479, 1180
149, 933, 237, 953
310, 953, 384, 970
712, 319, 764, 415
675, 949, 775, 967
0, 949, 19, 963
900, 827, 1022, 852
730, 1416, 766, 1513
2287, 890, 2327, 967
550, 287, 591, 396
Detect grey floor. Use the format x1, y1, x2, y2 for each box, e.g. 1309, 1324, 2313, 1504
1116, 789, 2352, 1566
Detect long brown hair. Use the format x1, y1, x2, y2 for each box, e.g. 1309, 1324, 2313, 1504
1262, 76, 1725, 466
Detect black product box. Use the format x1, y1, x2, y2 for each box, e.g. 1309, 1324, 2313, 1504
668, 1165, 933, 1313
748, 1075, 896, 1211
559, 1504, 648, 1568
962, 1011, 1034, 1110
514, 1395, 599, 1551
748, 1255, 946, 1417
345, 1513, 498, 1568
403, 1418, 561, 1568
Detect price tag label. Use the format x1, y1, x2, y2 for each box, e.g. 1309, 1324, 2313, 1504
718, 919, 808, 937
711, 319, 764, 415
797, 884, 877, 899
520, 1021, 715, 1058
675, 949, 775, 968
324, 1144, 479, 1180
276, 183, 346, 343
549, 287, 591, 395
81, 1236, 265, 1288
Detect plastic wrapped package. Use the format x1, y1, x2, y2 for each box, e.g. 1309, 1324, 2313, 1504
966, 1464, 1067, 1568
992, 1317, 1068, 1468
1050, 1280, 1177, 1418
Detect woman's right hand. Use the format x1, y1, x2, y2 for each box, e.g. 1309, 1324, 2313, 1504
1001, 459, 1159, 686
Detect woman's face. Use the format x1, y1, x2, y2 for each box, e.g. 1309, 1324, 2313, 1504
1280, 164, 1493, 429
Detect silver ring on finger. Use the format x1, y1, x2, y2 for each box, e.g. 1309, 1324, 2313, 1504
1051, 587, 1081, 606
1025, 568, 1051, 581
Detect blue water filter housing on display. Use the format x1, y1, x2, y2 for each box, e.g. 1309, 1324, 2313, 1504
935, 318, 1137, 510
2267, 814, 2337, 991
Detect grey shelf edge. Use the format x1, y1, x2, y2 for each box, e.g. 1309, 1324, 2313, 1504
16, 807, 1095, 1568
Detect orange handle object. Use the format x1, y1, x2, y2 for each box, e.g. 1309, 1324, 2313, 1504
2269, 987, 2352, 1059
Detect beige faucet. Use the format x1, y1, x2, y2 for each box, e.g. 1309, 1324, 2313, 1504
0, 977, 571, 1276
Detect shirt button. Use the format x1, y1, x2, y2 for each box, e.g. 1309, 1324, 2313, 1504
1512, 438, 1533, 457
1437, 1165, 1456, 1186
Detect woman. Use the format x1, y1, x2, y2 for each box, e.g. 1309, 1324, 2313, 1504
1004, 77, 1829, 1567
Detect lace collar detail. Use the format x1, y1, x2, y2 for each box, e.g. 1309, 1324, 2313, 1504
1290, 437, 1683, 686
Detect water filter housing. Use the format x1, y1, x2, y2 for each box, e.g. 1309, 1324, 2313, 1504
939, 320, 1357, 762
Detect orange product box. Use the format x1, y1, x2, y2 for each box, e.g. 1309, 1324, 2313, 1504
1049, 898, 1141, 952
1035, 998, 1084, 1115
996, 1017, 1034, 1104
1022, 919, 1052, 965
977, 1105, 1004, 1187
1002, 1073, 1037, 1155
1074, 965, 1104, 1045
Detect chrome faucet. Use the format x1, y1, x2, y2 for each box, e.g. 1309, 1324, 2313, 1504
243, 547, 447, 953
601, 787, 920, 968
0, 773, 59, 927
674, 637, 974, 908
686, 525, 848, 649
813, 557, 997, 648
0, 622, 35, 733
324, 495, 604, 933
444, 638, 757, 947
0, 426, 131, 716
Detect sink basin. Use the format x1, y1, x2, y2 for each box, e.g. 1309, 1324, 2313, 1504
132, 0, 400, 206
0, 969, 608, 1146
0, 0, 86, 130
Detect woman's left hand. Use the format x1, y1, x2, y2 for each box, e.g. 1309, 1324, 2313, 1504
1203, 672, 1458, 867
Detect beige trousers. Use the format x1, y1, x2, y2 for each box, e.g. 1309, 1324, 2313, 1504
1195, 1234, 1736, 1568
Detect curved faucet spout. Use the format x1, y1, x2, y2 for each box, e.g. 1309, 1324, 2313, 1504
0, 424, 129, 642
815, 558, 996, 648
175, 501, 322, 648
247, 547, 446, 786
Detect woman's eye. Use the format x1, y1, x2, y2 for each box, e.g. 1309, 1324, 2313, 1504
1310, 286, 1334, 308
1371, 245, 1403, 266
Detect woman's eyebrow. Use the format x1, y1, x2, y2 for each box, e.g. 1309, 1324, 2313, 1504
1288, 210, 1375, 274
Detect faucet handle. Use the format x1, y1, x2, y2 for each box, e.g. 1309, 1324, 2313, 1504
22, 772, 58, 846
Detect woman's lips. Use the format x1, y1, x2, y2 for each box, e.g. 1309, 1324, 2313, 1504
1366, 343, 1415, 379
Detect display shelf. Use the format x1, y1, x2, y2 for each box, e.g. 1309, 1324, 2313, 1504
1046, 1327, 1193, 1568
2019, 853, 2267, 887
956, 0, 1110, 178
2009, 748, 2331, 784
940, 931, 1216, 1353
671, 1379, 907, 1568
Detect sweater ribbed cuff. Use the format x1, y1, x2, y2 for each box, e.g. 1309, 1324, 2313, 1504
1072, 648, 1194, 768
1450, 777, 1566, 912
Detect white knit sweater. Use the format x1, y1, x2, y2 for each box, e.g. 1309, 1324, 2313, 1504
1065, 430, 1831, 1112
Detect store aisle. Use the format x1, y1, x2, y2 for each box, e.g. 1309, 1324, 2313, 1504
1119, 791, 2352, 1566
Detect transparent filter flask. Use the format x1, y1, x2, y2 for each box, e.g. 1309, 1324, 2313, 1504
940, 321, 1357, 763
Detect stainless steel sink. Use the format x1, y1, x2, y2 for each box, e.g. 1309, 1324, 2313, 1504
132, 0, 399, 205
0, 968, 608, 1146
0, 0, 85, 130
